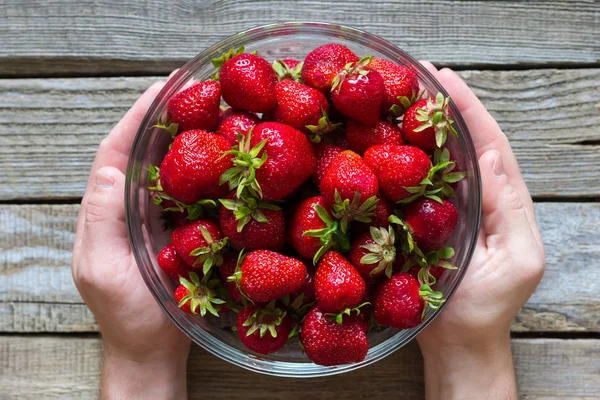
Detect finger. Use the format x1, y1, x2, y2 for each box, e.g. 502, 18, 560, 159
479, 150, 544, 284
432, 68, 542, 248
418, 60, 438, 75
168, 68, 180, 79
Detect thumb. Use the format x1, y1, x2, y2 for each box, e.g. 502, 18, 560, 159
82, 166, 130, 259
479, 150, 543, 280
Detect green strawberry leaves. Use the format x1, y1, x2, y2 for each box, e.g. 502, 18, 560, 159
414, 92, 458, 148
359, 226, 398, 278
303, 204, 351, 264
305, 109, 343, 143
178, 272, 227, 317
219, 195, 281, 232
189, 226, 229, 275
272, 60, 304, 82
153, 116, 179, 137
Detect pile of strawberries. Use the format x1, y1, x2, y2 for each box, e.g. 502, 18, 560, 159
149, 43, 465, 366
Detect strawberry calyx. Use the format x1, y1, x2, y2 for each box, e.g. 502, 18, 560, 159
404, 247, 458, 286
325, 302, 370, 325
226, 250, 251, 304
148, 164, 217, 220
331, 190, 378, 233
388, 214, 425, 259
178, 272, 227, 317
359, 226, 397, 278
281, 292, 314, 339
331, 56, 374, 93
219, 129, 269, 199
189, 226, 228, 275
219, 195, 281, 232
242, 300, 288, 339
305, 109, 343, 143
272, 59, 303, 82
211, 46, 247, 80
389, 89, 425, 121
418, 283, 446, 319
398, 148, 466, 205
303, 204, 351, 264
413, 92, 458, 148
153, 116, 179, 137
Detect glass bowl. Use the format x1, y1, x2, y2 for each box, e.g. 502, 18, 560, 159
125, 22, 481, 378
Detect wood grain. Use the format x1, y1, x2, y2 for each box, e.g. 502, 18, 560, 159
1, 69, 598, 200
0, 336, 598, 399
1, 0, 598, 77
1, 203, 599, 332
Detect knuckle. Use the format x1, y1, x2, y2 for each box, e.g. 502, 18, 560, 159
84, 193, 108, 224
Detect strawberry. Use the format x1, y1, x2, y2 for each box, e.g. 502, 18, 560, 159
368, 58, 420, 116
171, 220, 227, 273
157, 244, 190, 279
237, 250, 307, 303
331, 57, 385, 125
218, 253, 244, 303
288, 196, 350, 263
220, 122, 316, 201
216, 108, 260, 146
372, 272, 444, 329
237, 302, 291, 354
403, 93, 458, 152
346, 119, 405, 155
314, 251, 366, 313
353, 194, 394, 234
301, 44, 359, 92
406, 247, 457, 286
363, 145, 431, 202
301, 305, 368, 366
164, 80, 221, 133
174, 272, 226, 317
349, 226, 398, 279
159, 130, 232, 203
312, 141, 344, 186
319, 150, 379, 230
272, 59, 303, 81
401, 198, 458, 253
300, 267, 316, 304
216, 52, 278, 113
271, 80, 329, 131
218, 192, 284, 251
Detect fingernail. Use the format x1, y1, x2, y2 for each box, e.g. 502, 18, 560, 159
493, 152, 505, 177
95, 169, 115, 188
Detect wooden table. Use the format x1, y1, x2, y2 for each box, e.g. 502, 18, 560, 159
1, 1, 599, 399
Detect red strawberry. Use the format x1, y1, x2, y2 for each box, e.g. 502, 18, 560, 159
372, 272, 423, 329
403, 93, 458, 152
174, 272, 226, 317
301, 305, 368, 366
166, 80, 221, 133
363, 145, 431, 202
159, 130, 231, 203
239, 250, 307, 303
312, 141, 344, 186
171, 220, 227, 272
272, 59, 303, 81
349, 226, 398, 279
403, 199, 458, 252
218, 53, 278, 113
218, 192, 284, 251
354, 194, 394, 234
237, 303, 291, 354
319, 151, 379, 228
346, 119, 405, 155
288, 196, 350, 263
314, 251, 366, 313
331, 57, 385, 125
300, 267, 316, 304
271, 80, 329, 131
301, 44, 359, 92
368, 58, 420, 116
218, 253, 244, 303
216, 108, 260, 146
157, 244, 190, 279
221, 122, 316, 201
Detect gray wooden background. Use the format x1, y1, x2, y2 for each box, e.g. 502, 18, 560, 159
1, 1, 599, 399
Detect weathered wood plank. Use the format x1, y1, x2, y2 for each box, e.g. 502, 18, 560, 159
0, 336, 598, 399
1, 0, 598, 77
1, 203, 599, 332
1, 69, 598, 200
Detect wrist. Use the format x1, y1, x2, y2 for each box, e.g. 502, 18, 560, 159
419, 332, 517, 400
101, 344, 188, 400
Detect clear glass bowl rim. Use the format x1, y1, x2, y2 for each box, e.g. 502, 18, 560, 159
125, 21, 482, 378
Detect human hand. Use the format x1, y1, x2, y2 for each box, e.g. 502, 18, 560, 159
72, 79, 190, 399
415, 64, 545, 399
